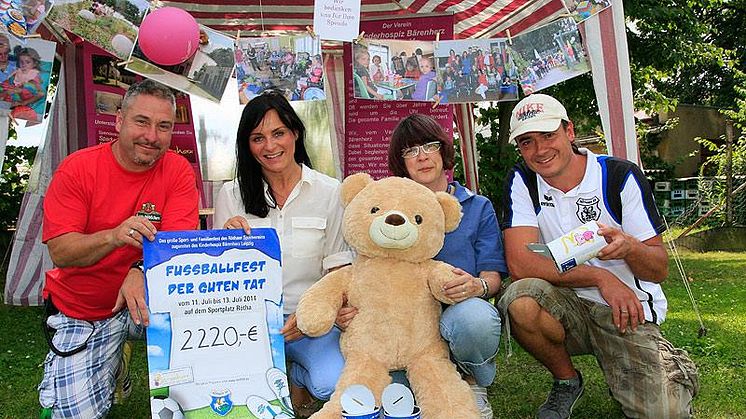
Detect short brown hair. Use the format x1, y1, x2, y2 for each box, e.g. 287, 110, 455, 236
388, 113, 455, 178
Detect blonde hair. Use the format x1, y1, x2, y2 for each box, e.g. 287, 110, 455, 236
16, 47, 41, 69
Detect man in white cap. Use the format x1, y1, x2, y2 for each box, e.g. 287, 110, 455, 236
497, 94, 698, 418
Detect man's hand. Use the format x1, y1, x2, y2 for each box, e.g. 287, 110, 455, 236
113, 268, 149, 326
596, 270, 645, 333
280, 313, 305, 342
597, 222, 636, 260
111, 216, 158, 249
223, 216, 252, 235
335, 295, 358, 331
47, 216, 157, 268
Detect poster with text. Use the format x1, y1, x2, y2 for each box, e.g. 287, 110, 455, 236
126, 24, 235, 103
47, 0, 147, 59
343, 14, 454, 178
235, 35, 324, 104
0, 35, 55, 123
433, 39, 519, 104
510, 17, 590, 95
144, 229, 291, 418
313, 0, 361, 42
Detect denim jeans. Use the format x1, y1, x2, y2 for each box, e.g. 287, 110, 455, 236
284, 315, 344, 401
392, 297, 501, 388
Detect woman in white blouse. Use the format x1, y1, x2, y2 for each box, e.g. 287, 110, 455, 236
214, 91, 352, 412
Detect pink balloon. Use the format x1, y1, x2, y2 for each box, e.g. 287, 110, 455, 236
138, 7, 200, 66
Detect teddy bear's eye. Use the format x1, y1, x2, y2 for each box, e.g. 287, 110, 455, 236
415, 215, 423, 224
371, 207, 380, 214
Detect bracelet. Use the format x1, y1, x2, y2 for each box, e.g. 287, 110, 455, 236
479, 277, 489, 298
129, 259, 144, 272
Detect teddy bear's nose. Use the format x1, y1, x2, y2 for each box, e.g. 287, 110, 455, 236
385, 214, 405, 226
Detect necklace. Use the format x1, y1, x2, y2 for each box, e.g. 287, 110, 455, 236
268, 166, 302, 209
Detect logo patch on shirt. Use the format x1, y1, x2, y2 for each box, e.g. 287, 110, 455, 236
541, 194, 555, 207
136, 202, 162, 223
576, 197, 601, 223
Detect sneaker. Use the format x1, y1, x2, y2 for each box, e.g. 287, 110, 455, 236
113, 340, 133, 404
536, 370, 584, 419
470, 384, 494, 419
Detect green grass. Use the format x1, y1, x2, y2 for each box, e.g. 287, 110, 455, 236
1, 249, 745, 418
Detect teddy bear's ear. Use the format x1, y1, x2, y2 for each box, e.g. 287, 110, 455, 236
341, 173, 374, 207
436, 192, 462, 233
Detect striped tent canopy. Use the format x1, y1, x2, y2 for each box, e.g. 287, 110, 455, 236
161, 0, 570, 40
5, 0, 637, 306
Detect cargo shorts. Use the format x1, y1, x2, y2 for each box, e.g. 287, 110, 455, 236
498, 278, 699, 419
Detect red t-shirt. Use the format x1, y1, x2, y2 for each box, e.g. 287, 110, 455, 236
42, 142, 199, 321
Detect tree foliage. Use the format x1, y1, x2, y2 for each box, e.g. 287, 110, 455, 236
453, 105, 520, 213
625, 0, 744, 111
464, 0, 745, 201
1, 144, 36, 230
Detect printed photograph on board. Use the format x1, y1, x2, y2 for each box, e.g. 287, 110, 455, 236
235, 35, 325, 103
126, 24, 235, 103
91, 53, 137, 88
569, 0, 611, 22
0, 0, 54, 40
47, 0, 147, 59
0, 34, 55, 123
433, 38, 519, 104
509, 17, 590, 95
352, 39, 436, 102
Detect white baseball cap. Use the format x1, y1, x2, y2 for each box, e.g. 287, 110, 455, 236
509, 94, 569, 144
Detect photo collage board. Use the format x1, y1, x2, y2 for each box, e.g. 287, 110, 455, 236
352, 15, 592, 104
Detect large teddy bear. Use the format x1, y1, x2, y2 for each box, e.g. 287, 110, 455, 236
295, 173, 480, 419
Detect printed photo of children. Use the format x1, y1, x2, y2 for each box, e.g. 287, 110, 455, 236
352, 39, 435, 102
0, 34, 55, 123
235, 35, 324, 103
433, 39, 519, 104
509, 17, 590, 95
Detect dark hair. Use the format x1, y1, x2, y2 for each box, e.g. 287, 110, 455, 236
405, 56, 418, 70
561, 120, 581, 154
122, 79, 176, 113
235, 90, 311, 217
388, 113, 455, 177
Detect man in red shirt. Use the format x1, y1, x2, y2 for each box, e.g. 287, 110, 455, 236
38, 79, 199, 418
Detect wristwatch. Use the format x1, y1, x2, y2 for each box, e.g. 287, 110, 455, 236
478, 277, 490, 298
129, 259, 144, 272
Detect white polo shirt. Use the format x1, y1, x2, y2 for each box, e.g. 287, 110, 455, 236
215, 164, 354, 314
503, 149, 668, 324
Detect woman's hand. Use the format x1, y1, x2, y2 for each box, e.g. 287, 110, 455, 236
223, 216, 251, 235
335, 295, 358, 331
280, 313, 305, 342
442, 268, 482, 303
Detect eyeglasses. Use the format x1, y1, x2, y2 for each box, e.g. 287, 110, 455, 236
401, 141, 441, 159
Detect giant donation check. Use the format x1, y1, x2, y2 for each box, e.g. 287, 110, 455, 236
144, 229, 293, 418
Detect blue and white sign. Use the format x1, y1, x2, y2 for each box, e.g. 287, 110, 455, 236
144, 229, 292, 418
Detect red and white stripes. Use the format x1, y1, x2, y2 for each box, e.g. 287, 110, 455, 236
579, 0, 639, 164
